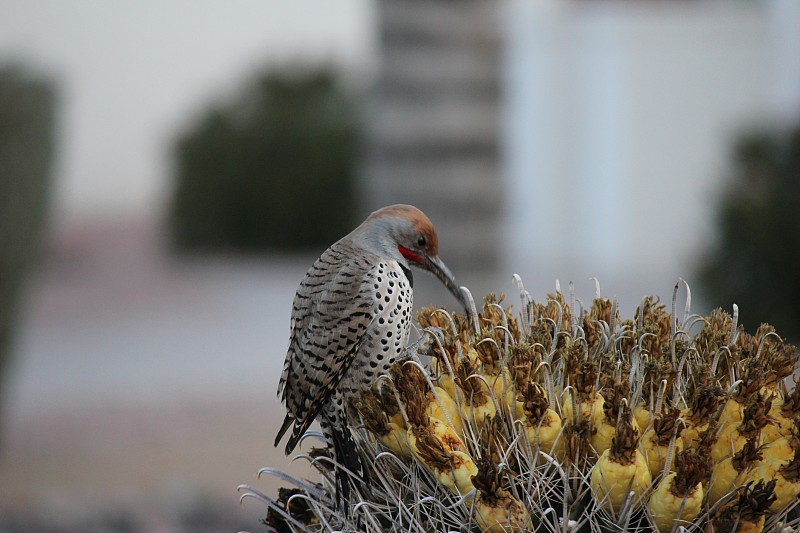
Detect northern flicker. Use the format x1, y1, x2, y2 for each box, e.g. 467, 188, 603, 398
275, 204, 468, 496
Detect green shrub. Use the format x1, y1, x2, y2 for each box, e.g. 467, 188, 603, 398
170, 67, 360, 252
698, 123, 800, 341
0, 65, 56, 434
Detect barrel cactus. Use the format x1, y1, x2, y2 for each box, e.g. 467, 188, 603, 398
240, 277, 800, 533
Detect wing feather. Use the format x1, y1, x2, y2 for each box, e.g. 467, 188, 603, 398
276, 241, 377, 451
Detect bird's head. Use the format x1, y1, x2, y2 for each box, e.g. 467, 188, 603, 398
366, 204, 470, 315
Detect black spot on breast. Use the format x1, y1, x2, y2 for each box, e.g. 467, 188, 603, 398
399, 263, 413, 288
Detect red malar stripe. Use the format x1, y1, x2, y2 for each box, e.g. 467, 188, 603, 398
398, 245, 424, 264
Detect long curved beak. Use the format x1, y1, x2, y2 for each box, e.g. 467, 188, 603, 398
424, 255, 471, 316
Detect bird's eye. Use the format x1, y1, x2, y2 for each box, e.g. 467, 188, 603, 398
417, 235, 427, 247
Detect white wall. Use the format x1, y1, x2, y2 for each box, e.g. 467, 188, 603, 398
503, 0, 800, 312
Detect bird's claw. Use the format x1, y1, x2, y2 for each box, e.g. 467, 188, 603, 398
406, 327, 444, 358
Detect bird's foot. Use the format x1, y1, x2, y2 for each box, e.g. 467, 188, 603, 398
405, 326, 445, 359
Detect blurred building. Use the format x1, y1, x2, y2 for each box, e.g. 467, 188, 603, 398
504, 0, 800, 310
364, 0, 504, 294
364, 0, 800, 312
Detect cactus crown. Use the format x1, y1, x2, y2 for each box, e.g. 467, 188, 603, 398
242, 280, 800, 532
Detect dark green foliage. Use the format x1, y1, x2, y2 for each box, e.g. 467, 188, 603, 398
698, 123, 800, 341
0, 65, 57, 433
170, 67, 360, 252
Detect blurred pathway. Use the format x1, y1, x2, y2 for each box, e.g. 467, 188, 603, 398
0, 219, 315, 529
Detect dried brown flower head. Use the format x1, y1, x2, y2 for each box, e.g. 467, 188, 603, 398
353, 390, 391, 436
652, 406, 682, 447
709, 480, 777, 531
609, 408, 638, 464
410, 425, 454, 472
738, 391, 774, 439
671, 449, 709, 496
522, 382, 550, 424
731, 436, 765, 473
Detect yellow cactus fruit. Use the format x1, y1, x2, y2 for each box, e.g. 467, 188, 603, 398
750, 425, 799, 512
708, 436, 763, 508
562, 390, 604, 428
488, 368, 518, 415
704, 480, 776, 533
760, 415, 784, 444
720, 358, 773, 431
380, 423, 411, 457
393, 362, 464, 438
521, 381, 563, 458
426, 386, 463, 436
634, 405, 652, 435
406, 418, 466, 452
768, 383, 800, 438
590, 410, 652, 515
681, 384, 725, 450
449, 450, 480, 496
353, 390, 411, 458
561, 361, 603, 426
388, 410, 406, 429
711, 392, 774, 464
754, 434, 794, 479
640, 407, 684, 477
407, 424, 476, 496
648, 450, 707, 533
717, 397, 744, 434
455, 358, 496, 428
717, 368, 765, 435
514, 399, 526, 420
590, 413, 618, 457
437, 371, 459, 402
460, 395, 497, 430
395, 366, 465, 454
591, 378, 637, 456
428, 416, 466, 453
471, 457, 532, 533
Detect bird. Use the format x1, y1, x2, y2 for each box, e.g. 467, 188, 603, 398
274, 204, 469, 498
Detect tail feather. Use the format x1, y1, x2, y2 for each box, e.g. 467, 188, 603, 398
277, 413, 318, 456
330, 423, 368, 484
319, 408, 368, 505
285, 423, 307, 455
274, 414, 294, 449
277, 395, 370, 505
